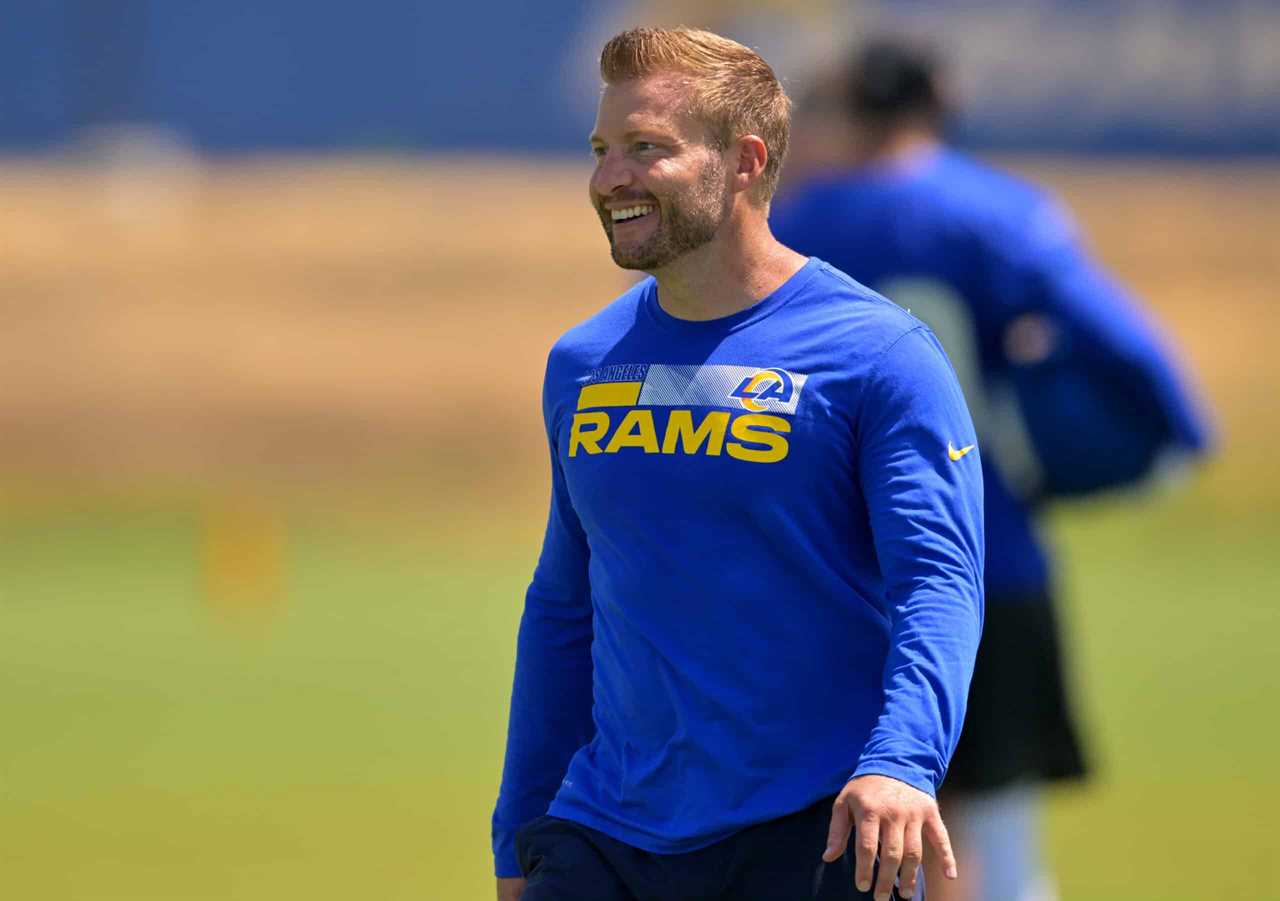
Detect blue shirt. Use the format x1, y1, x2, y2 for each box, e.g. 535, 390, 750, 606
492, 258, 984, 877
772, 148, 1211, 598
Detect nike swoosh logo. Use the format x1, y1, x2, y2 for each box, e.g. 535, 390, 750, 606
948, 441, 976, 461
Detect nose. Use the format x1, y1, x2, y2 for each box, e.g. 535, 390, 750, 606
591, 149, 633, 198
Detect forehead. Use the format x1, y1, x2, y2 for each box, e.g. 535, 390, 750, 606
592, 73, 704, 140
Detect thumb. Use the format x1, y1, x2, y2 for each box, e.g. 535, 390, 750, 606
824, 795, 853, 862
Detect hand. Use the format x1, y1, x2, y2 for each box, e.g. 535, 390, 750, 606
496, 876, 527, 901
824, 774, 956, 900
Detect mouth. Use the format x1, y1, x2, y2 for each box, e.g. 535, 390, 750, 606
609, 203, 657, 228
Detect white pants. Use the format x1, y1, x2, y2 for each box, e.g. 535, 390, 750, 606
953, 783, 1057, 901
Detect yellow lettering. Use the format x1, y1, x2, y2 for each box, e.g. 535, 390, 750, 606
604, 409, 659, 454
574, 409, 790, 462
726, 413, 791, 463
569, 411, 610, 456
661, 410, 729, 456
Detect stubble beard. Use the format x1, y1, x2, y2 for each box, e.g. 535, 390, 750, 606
600, 161, 729, 272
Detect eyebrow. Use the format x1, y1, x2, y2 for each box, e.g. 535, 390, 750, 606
588, 129, 674, 145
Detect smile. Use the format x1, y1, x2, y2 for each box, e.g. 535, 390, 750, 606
610, 204, 656, 223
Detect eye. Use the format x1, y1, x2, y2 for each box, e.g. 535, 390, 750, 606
590, 145, 606, 160
632, 141, 658, 153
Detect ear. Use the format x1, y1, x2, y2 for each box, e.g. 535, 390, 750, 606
729, 135, 768, 196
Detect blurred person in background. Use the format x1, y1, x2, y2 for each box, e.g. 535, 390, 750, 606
493, 26, 985, 901
771, 37, 1213, 901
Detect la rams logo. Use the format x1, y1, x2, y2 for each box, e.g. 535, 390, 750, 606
568, 363, 808, 465
730, 368, 795, 411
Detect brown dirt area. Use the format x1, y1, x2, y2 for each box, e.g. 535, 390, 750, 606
0, 157, 1275, 509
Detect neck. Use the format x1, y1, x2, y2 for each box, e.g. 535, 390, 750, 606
854, 127, 939, 168
648, 205, 808, 322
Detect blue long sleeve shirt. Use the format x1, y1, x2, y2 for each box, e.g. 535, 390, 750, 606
492, 258, 984, 877
772, 149, 1212, 598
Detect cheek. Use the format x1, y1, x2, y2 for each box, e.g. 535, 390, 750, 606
588, 165, 609, 200
642, 159, 684, 192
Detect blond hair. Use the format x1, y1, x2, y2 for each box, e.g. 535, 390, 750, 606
600, 27, 791, 204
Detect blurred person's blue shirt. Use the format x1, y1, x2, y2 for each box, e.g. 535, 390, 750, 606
772, 147, 1212, 599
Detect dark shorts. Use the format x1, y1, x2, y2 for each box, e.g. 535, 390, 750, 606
516, 796, 913, 901
944, 592, 1089, 794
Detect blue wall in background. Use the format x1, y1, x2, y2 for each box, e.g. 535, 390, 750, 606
1, 1, 1276, 156
0, 0, 600, 153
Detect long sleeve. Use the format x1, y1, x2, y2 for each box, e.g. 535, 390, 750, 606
490, 376, 596, 877
852, 327, 985, 795
999, 200, 1214, 495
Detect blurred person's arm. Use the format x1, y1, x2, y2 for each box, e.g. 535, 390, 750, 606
491, 357, 595, 887
994, 197, 1214, 497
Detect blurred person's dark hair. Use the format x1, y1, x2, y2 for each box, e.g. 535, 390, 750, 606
845, 37, 948, 132
786, 36, 951, 178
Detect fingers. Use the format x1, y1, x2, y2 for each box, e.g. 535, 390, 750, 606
897, 818, 924, 899
923, 810, 958, 880
854, 808, 880, 894
824, 795, 853, 863
834, 777, 951, 899
873, 814, 903, 901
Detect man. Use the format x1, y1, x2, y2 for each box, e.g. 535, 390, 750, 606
493, 28, 984, 901
771, 39, 1211, 901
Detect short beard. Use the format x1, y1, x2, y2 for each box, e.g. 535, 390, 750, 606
600, 161, 729, 271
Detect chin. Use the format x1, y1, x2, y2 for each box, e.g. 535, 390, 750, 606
611, 255, 656, 272
609, 240, 659, 271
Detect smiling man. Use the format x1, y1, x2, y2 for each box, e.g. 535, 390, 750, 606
492, 28, 984, 901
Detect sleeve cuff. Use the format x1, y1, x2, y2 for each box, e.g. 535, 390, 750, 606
493, 829, 522, 878
849, 760, 939, 798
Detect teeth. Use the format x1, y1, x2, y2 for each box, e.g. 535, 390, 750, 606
611, 205, 655, 222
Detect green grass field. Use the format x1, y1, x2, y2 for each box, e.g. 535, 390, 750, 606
1, 476, 1276, 900
0, 158, 1275, 900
